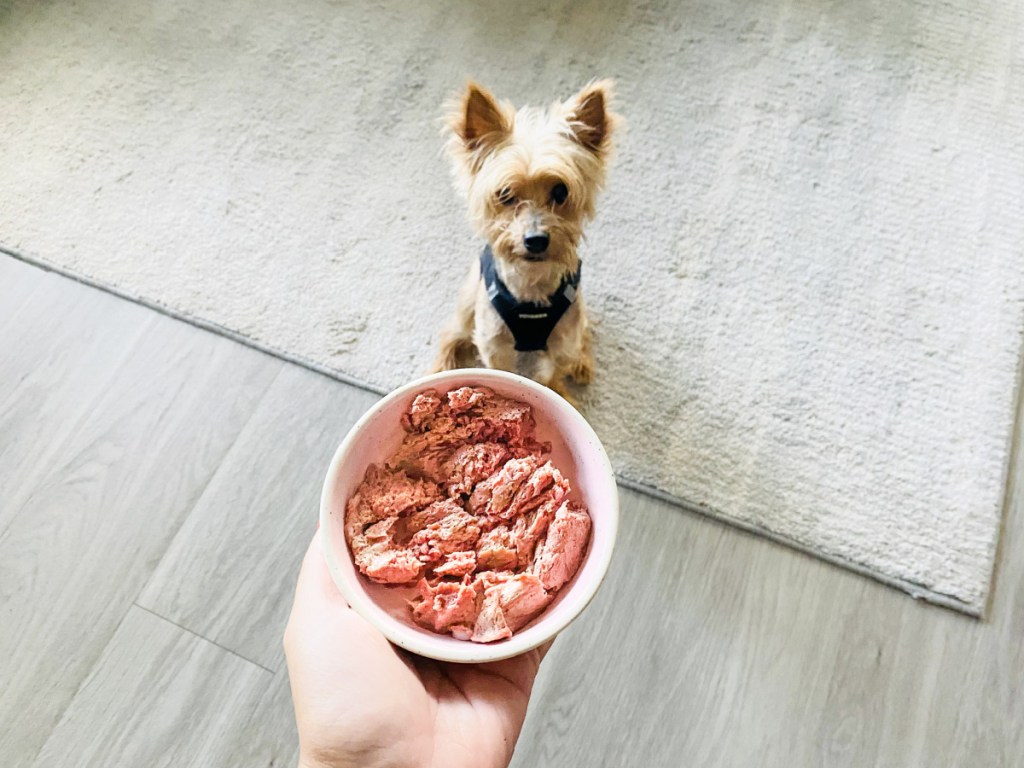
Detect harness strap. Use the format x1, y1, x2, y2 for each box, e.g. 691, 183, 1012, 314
479, 245, 581, 352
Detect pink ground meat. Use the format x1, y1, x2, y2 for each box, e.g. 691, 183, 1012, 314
344, 386, 592, 643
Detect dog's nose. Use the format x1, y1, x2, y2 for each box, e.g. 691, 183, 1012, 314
524, 233, 550, 254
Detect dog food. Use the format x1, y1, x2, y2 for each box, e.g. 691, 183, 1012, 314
345, 386, 591, 643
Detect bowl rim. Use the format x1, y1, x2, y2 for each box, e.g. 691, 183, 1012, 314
318, 368, 619, 663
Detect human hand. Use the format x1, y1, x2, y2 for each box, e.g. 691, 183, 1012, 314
284, 532, 550, 768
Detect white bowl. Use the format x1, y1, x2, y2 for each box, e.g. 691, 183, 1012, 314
319, 369, 619, 663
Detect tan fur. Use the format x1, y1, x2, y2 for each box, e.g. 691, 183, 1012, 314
432, 80, 619, 407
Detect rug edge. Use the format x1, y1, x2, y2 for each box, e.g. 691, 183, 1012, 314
614, 476, 984, 617
0, 244, 391, 397
0, 243, 993, 617
983, 321, 1024, 618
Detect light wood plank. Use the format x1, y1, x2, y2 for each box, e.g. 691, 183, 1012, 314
29, 606, 271, 768
0, 290, 281, 764
0, 253, 47, 326
0, 270, 153, 531
138, 364, 379, 670
200, 662, 300, 767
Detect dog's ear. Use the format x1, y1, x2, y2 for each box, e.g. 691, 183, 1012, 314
448, 82, 510, 158
565, 80, 616, 154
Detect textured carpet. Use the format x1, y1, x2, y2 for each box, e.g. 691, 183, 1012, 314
2, 0, 1022, 614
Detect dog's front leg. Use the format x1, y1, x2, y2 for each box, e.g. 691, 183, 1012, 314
547, 377, 581, 409
565, 322, 595, 385
476, 335, 517, 373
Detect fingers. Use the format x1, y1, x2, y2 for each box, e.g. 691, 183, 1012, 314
535, 639, 555, 663
297, 529, 352, 610
466, 637, 555, 697
516, 638, 554, 687
284, 530, 352, 655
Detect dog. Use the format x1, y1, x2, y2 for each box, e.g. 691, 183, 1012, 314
431, 80, 619, 406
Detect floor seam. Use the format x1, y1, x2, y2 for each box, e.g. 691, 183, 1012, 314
133, 603, 276, 675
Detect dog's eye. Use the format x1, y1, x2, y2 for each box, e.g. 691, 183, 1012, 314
497, 187, 516, 206
550, 182, 569, 205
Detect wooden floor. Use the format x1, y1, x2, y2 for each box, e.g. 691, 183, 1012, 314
2, 254, 1022, 768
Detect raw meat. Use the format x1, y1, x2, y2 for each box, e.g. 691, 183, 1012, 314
531, 501, 592, 592
344, 386, 592, 643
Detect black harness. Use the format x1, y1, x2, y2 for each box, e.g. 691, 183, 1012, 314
479, 245, 581, 352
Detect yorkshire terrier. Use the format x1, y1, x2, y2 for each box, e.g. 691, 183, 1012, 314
431, 80, 620, 406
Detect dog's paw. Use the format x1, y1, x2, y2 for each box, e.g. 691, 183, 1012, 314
567, 357, 595, 385
548, 379, 583, 411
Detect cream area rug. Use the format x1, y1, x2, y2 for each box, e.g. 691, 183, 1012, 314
2, 0, 1022, 614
